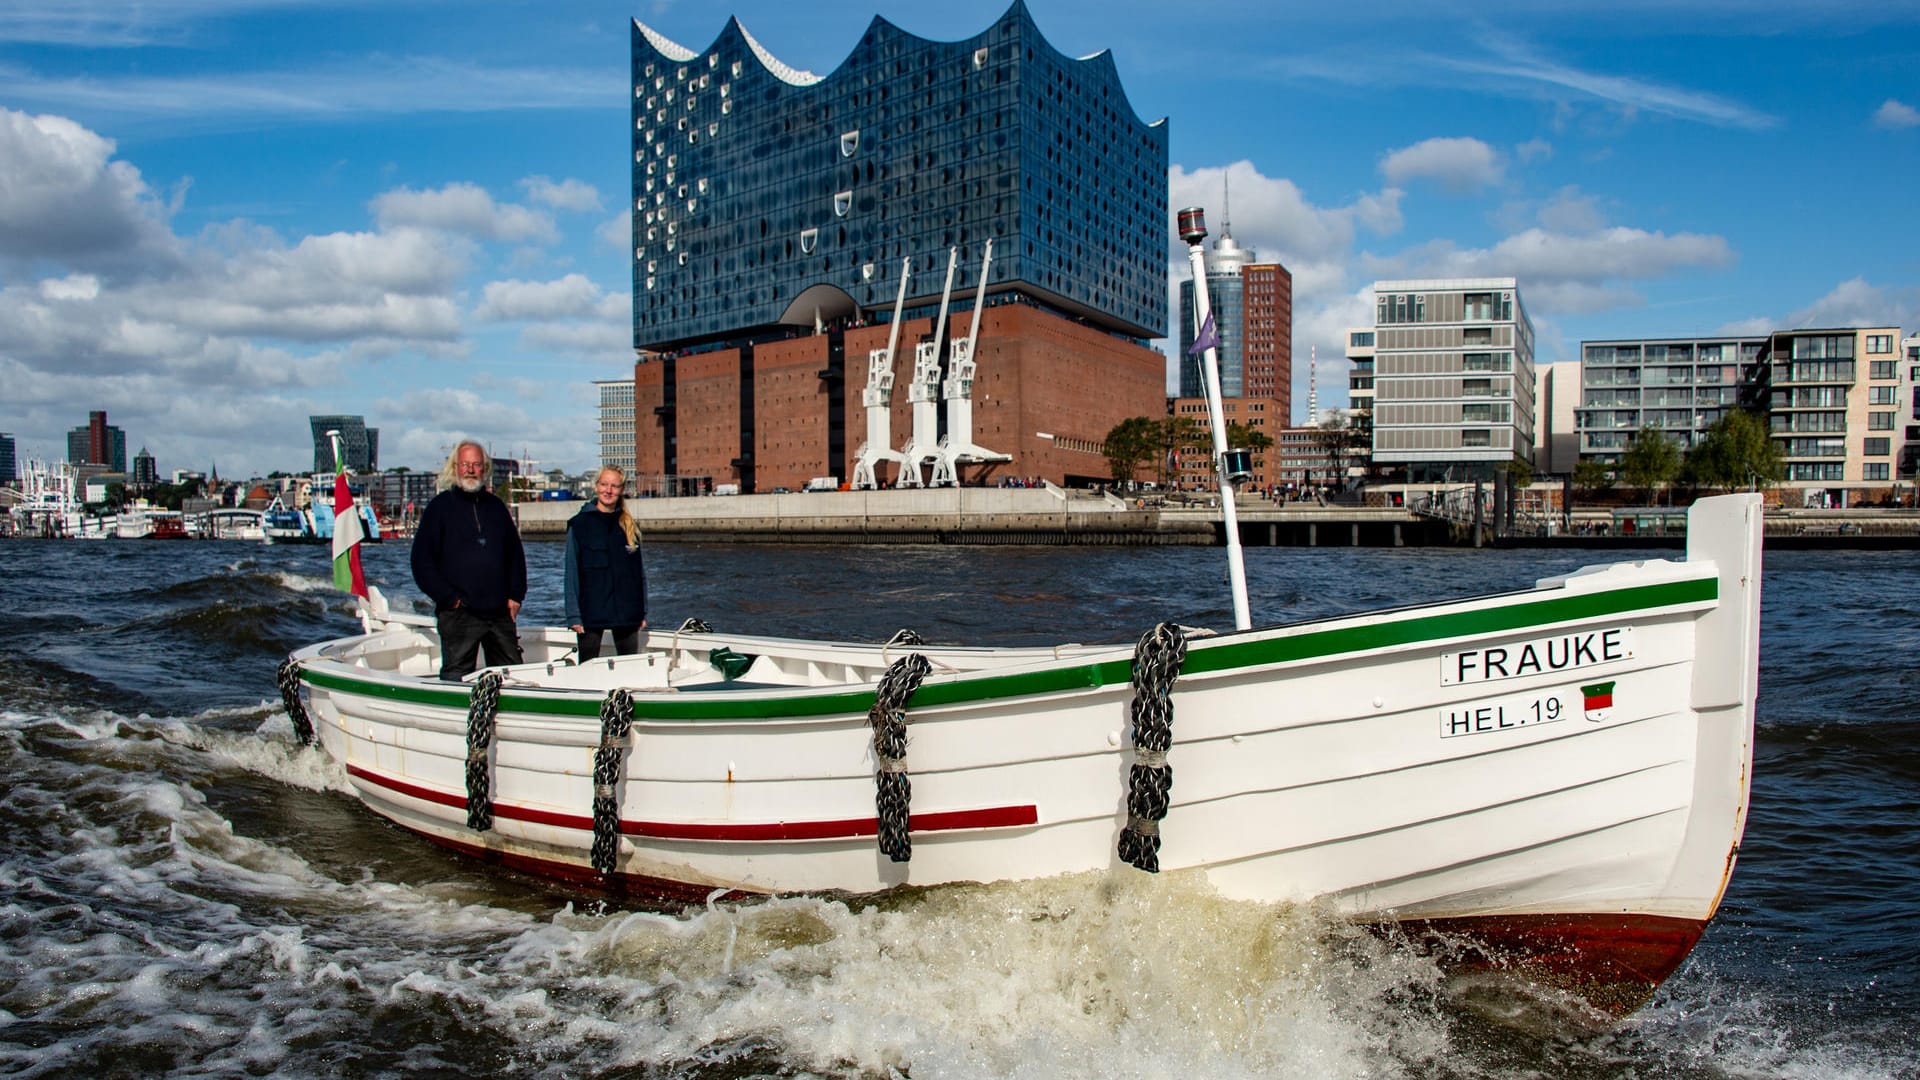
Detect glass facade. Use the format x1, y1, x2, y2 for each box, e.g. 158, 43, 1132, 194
1573, 337, 1764, 465
1177, 271, 1244, 397
310, 415, 378, 474
631, 3, 1168, 352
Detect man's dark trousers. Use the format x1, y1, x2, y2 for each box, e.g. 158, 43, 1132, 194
438, 607, 523, 680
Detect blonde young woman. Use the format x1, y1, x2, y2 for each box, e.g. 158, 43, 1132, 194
562, 466, 648, 660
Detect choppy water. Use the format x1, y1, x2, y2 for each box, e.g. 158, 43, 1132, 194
0, 536, 1915, 1078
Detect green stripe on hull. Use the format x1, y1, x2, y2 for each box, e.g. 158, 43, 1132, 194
300, 576, 1716, 722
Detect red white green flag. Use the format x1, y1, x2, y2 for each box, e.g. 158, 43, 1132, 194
331, 463, 368, 598
1581, 680, 1615, 722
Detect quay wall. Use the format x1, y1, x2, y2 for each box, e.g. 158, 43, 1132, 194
512, 488, 1217, 545
510, 492, 1920, 549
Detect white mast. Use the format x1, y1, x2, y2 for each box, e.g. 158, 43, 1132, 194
1177, 207, 1252, 631
931, 240, 1010, 488
896, 248, 958, 488
850, 258, 913, 490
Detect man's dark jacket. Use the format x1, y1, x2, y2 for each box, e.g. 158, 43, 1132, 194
410, 487, 527, 616
563, 503, 647, 629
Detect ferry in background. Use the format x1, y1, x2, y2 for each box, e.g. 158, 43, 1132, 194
261, 482, 382, 545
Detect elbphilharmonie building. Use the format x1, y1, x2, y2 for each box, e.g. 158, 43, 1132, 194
629, 2, 1170, 492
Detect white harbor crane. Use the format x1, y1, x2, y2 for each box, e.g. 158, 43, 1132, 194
850, 259, 914, 490
895, 248, 958, 488
930, 239, 1010, 487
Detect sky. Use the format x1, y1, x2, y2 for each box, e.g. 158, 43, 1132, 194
2, 0, 1917, 479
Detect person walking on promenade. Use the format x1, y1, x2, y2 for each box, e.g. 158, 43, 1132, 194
563, 465, 648, 661
411, 440, 528, 680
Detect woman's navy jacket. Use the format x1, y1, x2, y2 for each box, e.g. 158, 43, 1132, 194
562, 504, 647, 629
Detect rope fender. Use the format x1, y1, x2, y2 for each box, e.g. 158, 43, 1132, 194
465, 670, 503, 832
591, 688, 635, 876
869, 652, 932, 863
1118, 622, 1187, 872
275, 657, 315, 747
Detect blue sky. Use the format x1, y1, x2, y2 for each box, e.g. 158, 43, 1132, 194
2, 0, 1916, 478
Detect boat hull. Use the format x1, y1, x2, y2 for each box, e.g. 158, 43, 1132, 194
288, 494, 1764, 1015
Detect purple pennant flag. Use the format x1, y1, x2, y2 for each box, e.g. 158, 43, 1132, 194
1188, 312, 1220, 355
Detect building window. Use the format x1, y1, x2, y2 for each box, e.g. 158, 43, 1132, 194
1870, 386, 1896, 405
1870, 360, 1896, 380
1869, 412, 1895, 430
1865, 438, 1891, 456
1865, 463, 1891, 480
1462, 429, 1490, 447
1866, 334, 1893, 354
841, 130, 860, 156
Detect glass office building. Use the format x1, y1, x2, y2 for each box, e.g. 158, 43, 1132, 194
310, 415, 378, 474
631, 1, 1168, 352
1175, 228, 1248, 398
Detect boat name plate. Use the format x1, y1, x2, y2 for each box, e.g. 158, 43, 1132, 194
1440, 626, 1633, 686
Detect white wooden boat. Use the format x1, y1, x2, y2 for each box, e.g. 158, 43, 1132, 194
282, 492, 1762, 1015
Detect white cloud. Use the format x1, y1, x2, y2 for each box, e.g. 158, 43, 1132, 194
1363, 226, 1733, 296
521, 321, 632, 356
475, 273, 604, 321
372, 182, 557, 244
1785, 277, 1920, 330
1873, 99, 1920, 129
0, 106, 179, 272
1169, 161, 1402, 268
0, 108, 618, 476
521, 175, 603, 212
1448, 32, 1780, 131
1514, 138, 1552, 164
1379, 136, 1504, 193
595, 211, 633, 251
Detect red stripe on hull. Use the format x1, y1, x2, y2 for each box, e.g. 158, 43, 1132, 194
346, 766, 1708, 1015
1383, 911, 1709, 1017
346, 763, 1037, 840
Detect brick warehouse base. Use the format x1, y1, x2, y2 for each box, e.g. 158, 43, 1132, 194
634, 302, 1166, 495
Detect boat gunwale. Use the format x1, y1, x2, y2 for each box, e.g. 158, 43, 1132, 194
293, 568, 1720, 722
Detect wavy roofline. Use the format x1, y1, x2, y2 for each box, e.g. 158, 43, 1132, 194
632, 0, 1164, 128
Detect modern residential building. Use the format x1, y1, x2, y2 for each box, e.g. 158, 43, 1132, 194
596, 379, 637, 477
1754, 326, 1902, 506
1344, 328, 1374, 476
1533, 362, 1583, 477
66, 411, 126, 473
1574, 336, 1763, 469
630, 3, 1169, 492
0, 432, 14, 486
310, 415, 378, 474
1902, 334, 1920, 490
1368, 278, 1536, 482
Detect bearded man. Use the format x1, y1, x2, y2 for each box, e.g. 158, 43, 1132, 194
410, 440, 528, 680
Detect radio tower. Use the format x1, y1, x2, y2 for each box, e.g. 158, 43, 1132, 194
1307, 345, 1318, 425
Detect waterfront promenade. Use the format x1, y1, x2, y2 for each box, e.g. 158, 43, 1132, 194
509, 487, 1920, 548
